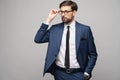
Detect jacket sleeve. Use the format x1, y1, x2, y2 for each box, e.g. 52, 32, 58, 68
34, 23, 50, 43
85, 27, 98, 75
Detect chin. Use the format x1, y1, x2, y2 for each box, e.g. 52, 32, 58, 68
64, 20, 72, 24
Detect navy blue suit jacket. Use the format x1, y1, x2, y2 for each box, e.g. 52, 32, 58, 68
34, 21, 97, 77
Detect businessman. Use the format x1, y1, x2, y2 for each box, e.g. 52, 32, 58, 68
34, 0, 98, 80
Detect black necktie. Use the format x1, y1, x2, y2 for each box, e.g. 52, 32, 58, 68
65, 26, 70, 68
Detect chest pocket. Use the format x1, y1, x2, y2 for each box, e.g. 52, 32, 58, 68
80, 37, 87, 48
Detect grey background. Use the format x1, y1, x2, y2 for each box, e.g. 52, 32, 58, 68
0, 0, 120, 80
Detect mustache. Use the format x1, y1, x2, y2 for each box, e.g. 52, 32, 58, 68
62, 16, 67, 19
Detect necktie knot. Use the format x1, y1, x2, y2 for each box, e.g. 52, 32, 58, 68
67, 26, 70, 29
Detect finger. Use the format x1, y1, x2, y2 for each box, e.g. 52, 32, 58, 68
52, 9, 58, 14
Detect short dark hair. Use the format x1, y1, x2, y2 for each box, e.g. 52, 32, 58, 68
59, 0, 78, 11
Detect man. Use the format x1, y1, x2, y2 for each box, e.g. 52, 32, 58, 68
34, 0, 98, 80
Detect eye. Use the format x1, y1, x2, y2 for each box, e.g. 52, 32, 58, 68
59, 10, 73, 14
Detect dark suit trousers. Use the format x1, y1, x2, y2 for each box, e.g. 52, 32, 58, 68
54, 69, 85, 80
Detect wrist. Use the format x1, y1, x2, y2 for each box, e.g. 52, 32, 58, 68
44, 21, 50, 25
84, 72, 89, 76
46, 17, 52, 24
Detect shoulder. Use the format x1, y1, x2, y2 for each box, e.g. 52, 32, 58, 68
76, 21, 92, 33
52, 22, 64, 27
49, 22, 64, 30
76, 21, 90, 29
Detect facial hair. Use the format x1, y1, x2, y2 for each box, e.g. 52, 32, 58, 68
62, 16, 74, 24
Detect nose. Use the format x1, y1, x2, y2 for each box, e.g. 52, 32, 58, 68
61, 13, 65, 16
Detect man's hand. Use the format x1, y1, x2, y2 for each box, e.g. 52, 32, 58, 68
46, 9, 59, 24
84, 74, 89, 80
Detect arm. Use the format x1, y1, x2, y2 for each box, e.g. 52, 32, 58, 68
34, 23, 49, 43
34, 9, 59, 43
85, 27, 98, 78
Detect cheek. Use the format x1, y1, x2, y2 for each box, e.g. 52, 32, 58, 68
66, 14, 73, 19
69, 14, 74, 19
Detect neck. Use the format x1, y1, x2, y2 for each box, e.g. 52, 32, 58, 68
66, 19, 75, 26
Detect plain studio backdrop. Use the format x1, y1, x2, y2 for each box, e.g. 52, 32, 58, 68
0, 0, 120, 80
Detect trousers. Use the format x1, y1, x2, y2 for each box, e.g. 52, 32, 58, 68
54, 69, 85, 80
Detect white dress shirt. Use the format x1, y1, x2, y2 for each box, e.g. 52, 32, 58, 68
55, 21, 80, 68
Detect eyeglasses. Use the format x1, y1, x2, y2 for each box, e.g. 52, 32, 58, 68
59, 10, 73, 14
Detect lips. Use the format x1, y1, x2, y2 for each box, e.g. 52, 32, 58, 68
62, 17, 67, 21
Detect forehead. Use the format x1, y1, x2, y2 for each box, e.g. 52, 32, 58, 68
60, 6, 71, 10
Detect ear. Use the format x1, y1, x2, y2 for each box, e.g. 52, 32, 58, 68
73, 11, 77, 17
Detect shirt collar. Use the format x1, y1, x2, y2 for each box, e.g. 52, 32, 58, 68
64, 20, 76, 29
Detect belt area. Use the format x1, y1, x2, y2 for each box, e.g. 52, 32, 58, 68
56, 65, 83, 74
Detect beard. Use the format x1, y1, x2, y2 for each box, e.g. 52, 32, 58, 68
62, 16, 73, 24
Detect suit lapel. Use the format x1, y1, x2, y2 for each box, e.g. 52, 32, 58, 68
75, 22, 82, 54
55, 22, 82, 54
57, 23, 64, 50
